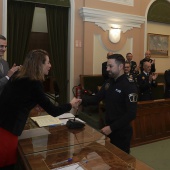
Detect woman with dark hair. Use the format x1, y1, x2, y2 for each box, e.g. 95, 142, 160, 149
0, 49, 80, 169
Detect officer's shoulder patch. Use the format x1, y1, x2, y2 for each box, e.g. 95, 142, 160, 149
129, 93, 138, 102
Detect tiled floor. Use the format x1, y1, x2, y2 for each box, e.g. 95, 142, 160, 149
131, 139, 170, 170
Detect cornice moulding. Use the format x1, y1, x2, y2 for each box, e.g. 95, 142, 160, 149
100, 0, 134, 6
79, 7, 146, 33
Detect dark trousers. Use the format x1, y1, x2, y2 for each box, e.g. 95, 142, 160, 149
108, 126, 133, 154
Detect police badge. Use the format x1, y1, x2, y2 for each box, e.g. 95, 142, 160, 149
105, 83, 110, 90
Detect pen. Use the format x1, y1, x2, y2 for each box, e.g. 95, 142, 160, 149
52, 158, 72, 166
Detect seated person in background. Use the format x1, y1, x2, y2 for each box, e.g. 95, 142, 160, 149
0, 34, 20, 95
124, 61, 138, 83
137, 61, 158, 101
139, 50, 156, 73
124, 62, 133, 79
164, 69, 170, 98
102, 52, 113, 81
126, 52, 139, 75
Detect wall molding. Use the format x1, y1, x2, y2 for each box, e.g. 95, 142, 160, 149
100, 0, 134, 6
80, 7, 145, 33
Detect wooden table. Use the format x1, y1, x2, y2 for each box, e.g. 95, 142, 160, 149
18, 119, 104, 155
18, 117, 154, 170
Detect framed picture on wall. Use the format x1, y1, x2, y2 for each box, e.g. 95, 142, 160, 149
147, 33, 169, 57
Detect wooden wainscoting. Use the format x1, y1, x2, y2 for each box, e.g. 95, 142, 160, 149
131, 99, 170, 147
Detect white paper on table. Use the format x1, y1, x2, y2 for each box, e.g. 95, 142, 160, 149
19, 127, 50, 140
60, 118, 86, 125
57, 113, 75, 119
51, 163, 84, 170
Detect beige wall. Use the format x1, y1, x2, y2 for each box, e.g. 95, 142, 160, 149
0, 0, 3, 34
73, 0, 152, 86
84, 0, 149, 16
147, 22, 170, 73
73, 0, 84, 85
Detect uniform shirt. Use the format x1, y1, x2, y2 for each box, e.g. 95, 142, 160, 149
0, 77, 72, 136
82, 74, 138, 132
137, 72, 157, 101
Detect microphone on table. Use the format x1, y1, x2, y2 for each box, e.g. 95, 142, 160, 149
66, 108, 85, 129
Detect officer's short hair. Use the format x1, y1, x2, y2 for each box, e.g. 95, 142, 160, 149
125, 61, 131, 67
126, 52, 132, 57
0, 34, 6, 40
107, 54, 125, 65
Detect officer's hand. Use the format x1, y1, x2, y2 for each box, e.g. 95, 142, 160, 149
151, 59, 155, 64
152, 73, 158, 80
101, 126, 112, 135
135, 65, 139, 72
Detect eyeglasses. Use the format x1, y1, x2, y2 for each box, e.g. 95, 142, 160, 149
0, 45, 7, 49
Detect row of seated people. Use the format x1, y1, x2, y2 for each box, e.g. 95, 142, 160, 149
102, 51, 155, 81
102, 51, 170, 101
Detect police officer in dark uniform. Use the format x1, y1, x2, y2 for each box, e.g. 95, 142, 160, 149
137, 61, 158, 101
124, 61, 138, 84
164, 69, 170, 98
81, 54, 138, 154
139, 50, 156, 73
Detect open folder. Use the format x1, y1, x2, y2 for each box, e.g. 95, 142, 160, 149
31, 115, 62, 127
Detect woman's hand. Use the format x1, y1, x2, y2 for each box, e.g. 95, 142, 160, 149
70, 97, 82, 109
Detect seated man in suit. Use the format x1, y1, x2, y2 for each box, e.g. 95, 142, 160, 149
0, 34, 20, 94
102, 52, 113, 81
164, 69, 170, 98
137, 61, 158, 101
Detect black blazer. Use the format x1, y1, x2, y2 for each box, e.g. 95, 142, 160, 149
0, 59, 9, 77
0, 59, 10, 94
0, 77, 72, 136
137, 72, 157, 101
129, 61, 137, 74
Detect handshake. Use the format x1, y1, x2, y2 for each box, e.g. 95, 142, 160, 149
70, 97, 82, 110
